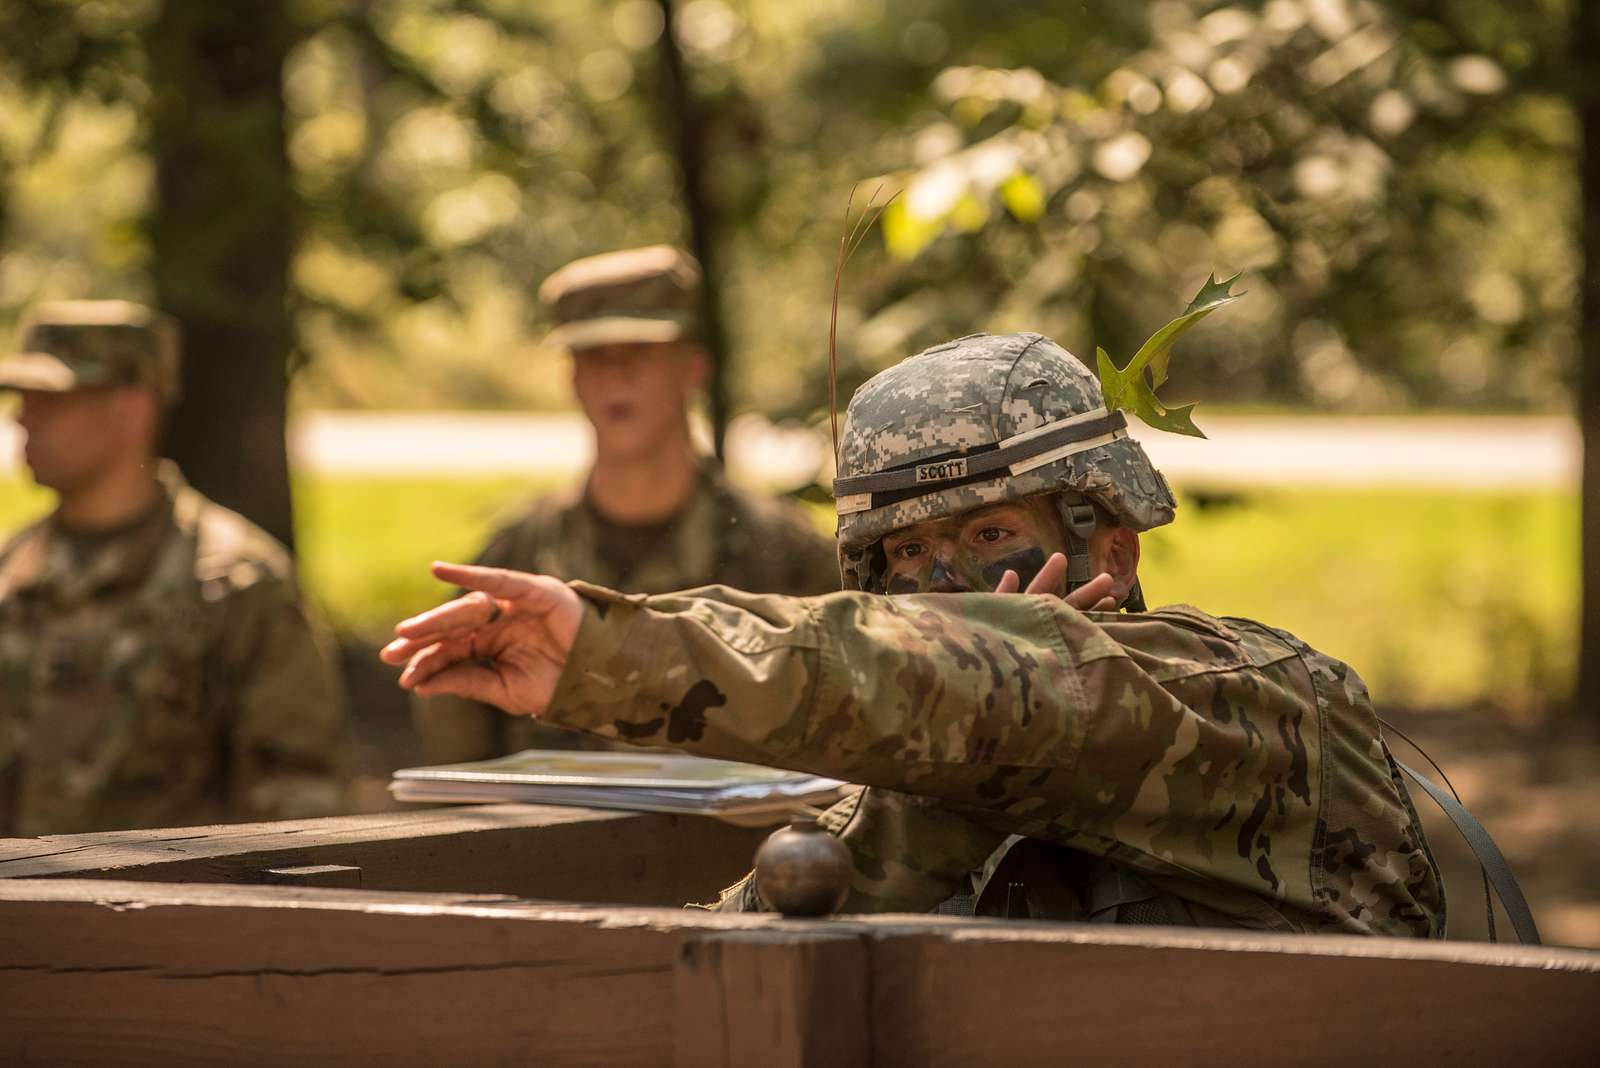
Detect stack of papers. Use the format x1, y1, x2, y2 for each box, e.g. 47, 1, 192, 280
390, 749, 847, 824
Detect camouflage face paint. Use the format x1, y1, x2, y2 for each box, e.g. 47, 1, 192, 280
881, 498, 1067, 595
980, 547, 1048, 592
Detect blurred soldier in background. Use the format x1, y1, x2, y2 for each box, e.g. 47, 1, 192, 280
0, 301, 348, 835
413, 245, 838, 761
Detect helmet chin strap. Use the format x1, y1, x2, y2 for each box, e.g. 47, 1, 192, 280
1123, 580, 1147, 613
1057, 492, 1146, 613
1059, 494, 1097, 593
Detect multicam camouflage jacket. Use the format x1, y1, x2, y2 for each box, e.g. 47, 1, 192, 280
0, 463, 347, 835
414, 463, 839, 762
541, 582, 1444, 938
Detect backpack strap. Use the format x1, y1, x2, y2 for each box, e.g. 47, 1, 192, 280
1393, 758, 1541, 945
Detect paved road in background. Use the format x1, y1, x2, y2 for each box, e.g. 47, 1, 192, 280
0, 412, 1580, 489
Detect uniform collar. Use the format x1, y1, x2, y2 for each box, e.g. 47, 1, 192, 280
0, 460, 185, 605
563, 460, 725, 591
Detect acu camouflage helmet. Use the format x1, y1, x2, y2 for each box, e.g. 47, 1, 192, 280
833, 332, 1176, 593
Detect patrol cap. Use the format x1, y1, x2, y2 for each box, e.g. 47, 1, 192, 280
538, 245, 701, 353
0, 300, 182, 404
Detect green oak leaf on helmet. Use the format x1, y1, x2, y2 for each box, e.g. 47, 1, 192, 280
1095, 273, 1243, 439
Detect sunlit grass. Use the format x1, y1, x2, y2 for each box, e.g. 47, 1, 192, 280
292, 472, 560, 638
0, 473, 1577, 712
1137, 488, 1576, 713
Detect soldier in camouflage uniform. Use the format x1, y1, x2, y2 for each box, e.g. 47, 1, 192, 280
384, 332, 1444, 938
0, 301, 347, 835
414, 246, 837, 761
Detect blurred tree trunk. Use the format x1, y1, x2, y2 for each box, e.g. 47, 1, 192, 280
145, 6, 298, 549
1580, 0, 1600, 720
653, 0, 730, 458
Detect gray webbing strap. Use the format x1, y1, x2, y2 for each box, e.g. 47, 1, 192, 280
1061, 497, 1096, 588
1393, 758, 1541, 945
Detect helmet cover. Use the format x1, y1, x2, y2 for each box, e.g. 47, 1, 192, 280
834, 332, 1176, 592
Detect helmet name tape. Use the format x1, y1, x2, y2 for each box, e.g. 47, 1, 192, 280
915, 458, 968, 484
834, 407, 1127, 515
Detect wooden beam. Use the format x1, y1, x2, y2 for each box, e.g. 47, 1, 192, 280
673, 930, 870, 1067
0, 804, 768, 908
0, 880, 866, 1065
0, 880, 683, 1064
864, 920, 1600, 1065
1, 880, 1595, 1065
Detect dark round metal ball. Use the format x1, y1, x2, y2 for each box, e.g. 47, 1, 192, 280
753, 816, 852, 917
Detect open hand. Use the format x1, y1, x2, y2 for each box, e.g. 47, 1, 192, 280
993, 552, 1118, 611
378, 562, 583, 717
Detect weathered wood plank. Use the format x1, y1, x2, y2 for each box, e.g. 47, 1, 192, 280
0, 880, 866, 1066
0, 804, 768, 908
865, 922, 1600, 1066
3, 881, 1597, 1065
0, 881, 681, 1066
673, 930, 870, 1067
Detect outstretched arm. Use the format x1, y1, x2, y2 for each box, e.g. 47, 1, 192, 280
383, 562, 1438, 936
382, 556, 1112, 714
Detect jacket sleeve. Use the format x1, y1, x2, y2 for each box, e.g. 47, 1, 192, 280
216, 575, 349, 819
544, 582, 1341, 924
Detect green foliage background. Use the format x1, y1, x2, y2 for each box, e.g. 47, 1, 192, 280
0, 0, 1579, 420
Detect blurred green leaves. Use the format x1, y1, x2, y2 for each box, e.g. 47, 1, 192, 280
0, 0, 1580, 422
881, 197, 940, 261
863, 1, 1573, 419
999, 173, 1045, 222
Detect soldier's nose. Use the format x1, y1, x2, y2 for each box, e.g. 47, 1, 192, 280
926, 557, 970, 594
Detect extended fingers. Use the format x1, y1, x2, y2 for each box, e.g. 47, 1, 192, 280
411, 660, 509, 704
379, 634, 421, 666
388, 635, 471, 688
1062, 572, 1116, 612
1024, 553, 1070, 596
994, 570, 1020, 594
432, 561, 558, 602
396, 640, 450, 689
392, 589, 501, 642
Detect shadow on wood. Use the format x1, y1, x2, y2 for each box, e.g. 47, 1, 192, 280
1, 878, 1596, 1066
2, 806, 1597, 1064
0, 803, 768, 907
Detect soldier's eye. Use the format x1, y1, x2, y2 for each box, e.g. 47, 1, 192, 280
976, 527, 1008, 543
894, 542, 925, 559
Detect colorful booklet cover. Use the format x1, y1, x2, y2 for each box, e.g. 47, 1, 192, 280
389, 749, 846, 822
